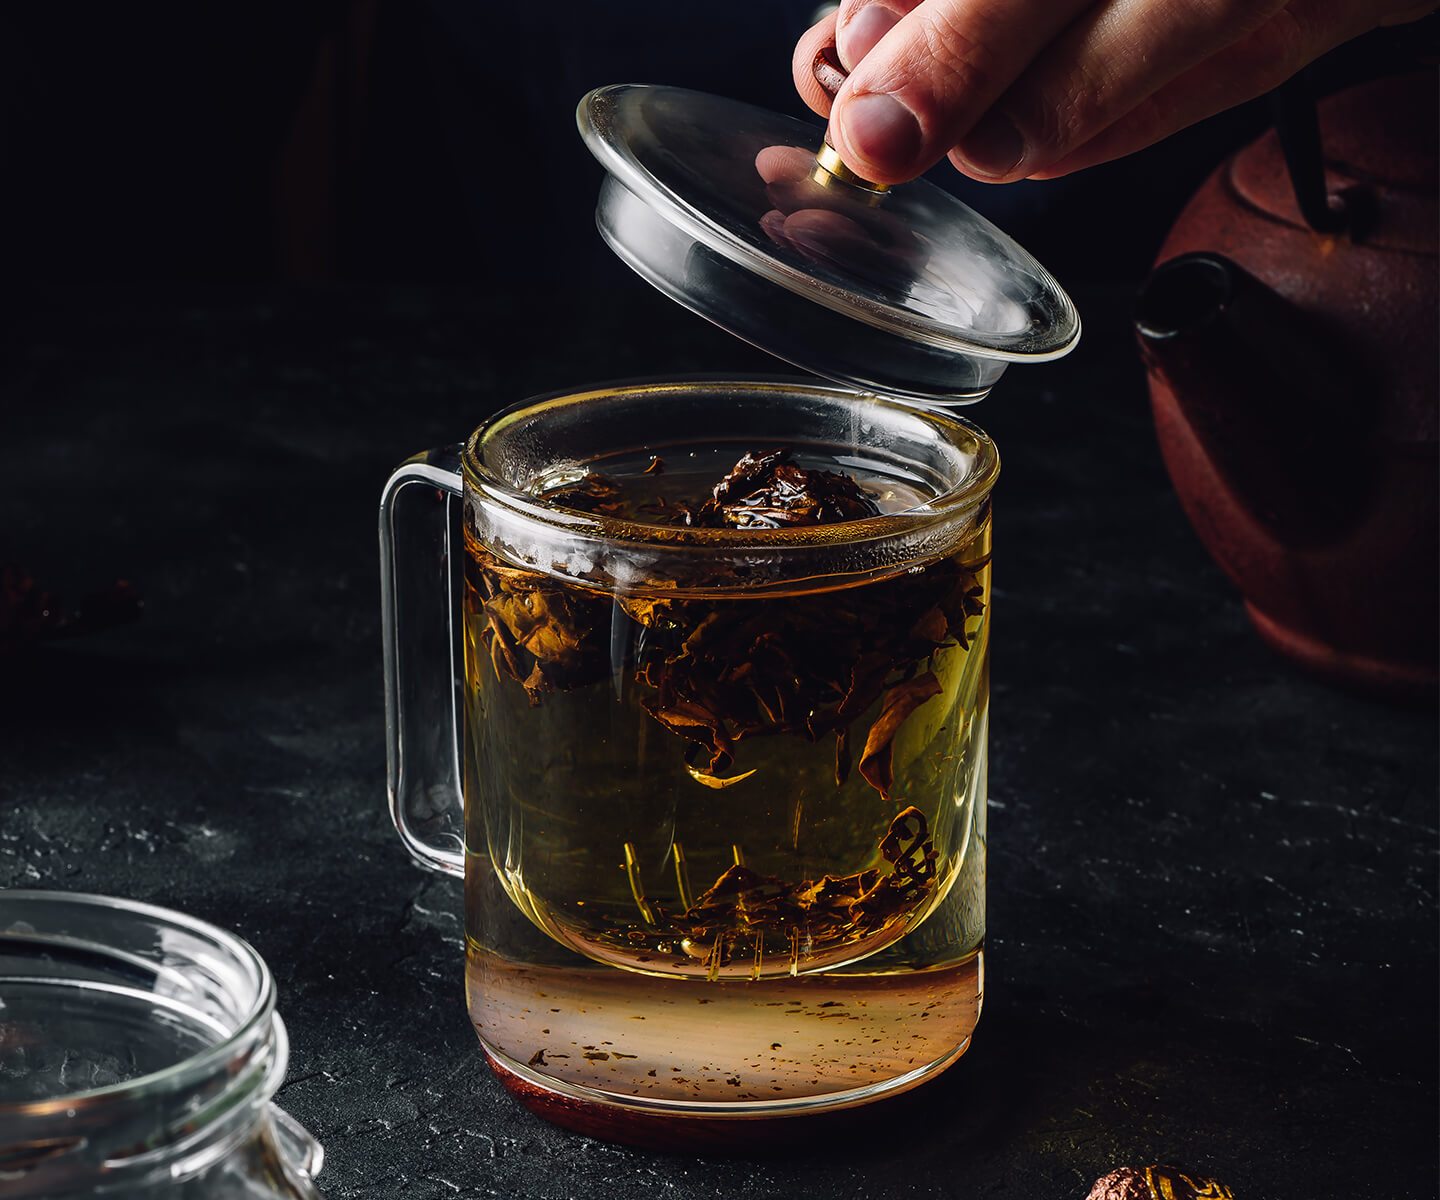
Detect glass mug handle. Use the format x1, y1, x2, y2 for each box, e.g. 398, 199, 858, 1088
378, 445, 466, 877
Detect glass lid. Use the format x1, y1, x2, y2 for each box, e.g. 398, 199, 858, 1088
578, 84, 1080, 404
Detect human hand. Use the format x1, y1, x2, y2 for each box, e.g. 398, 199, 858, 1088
793, 0, 1436, 185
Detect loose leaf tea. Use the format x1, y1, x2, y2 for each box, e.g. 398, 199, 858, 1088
473, 448, 986, 794
697, 448, 882, 528
666, 805, 939, 980
465, 447, 990, 978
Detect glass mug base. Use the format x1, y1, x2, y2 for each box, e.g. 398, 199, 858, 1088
473, 950, 981, 1150
478, 973, 973, 1152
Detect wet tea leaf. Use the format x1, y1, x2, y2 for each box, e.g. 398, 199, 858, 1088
470, 450, 986, 807
858, 673, 943, 802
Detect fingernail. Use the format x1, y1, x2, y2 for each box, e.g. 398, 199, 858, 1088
841, 5, 900, 66
839, 92, 922, 177
957, 110, 1025, 179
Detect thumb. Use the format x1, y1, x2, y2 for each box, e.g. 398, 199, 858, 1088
828, 0, 1083, 184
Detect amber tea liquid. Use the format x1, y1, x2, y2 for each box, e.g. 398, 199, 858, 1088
462, 451, 989, 1112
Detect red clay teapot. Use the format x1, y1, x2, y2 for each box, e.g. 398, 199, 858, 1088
1135, 68, 1438, 698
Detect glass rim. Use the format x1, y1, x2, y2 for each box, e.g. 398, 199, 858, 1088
461, 376, 1000, 552
0, 889, 278, 1118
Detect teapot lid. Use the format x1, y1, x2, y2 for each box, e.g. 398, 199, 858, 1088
578, 84, 1080, 404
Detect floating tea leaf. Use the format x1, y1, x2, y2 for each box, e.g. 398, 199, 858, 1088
472, 448, 987, 808
859, 672, 943, 802
697, 448, 882, 528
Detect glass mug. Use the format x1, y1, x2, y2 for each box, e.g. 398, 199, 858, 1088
380, 379, 997, 1142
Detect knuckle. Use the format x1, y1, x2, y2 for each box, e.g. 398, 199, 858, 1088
1170, 0, 1286, 40
866, 0, 1002, 146
1008, 64, 1107, 161
1252, 7, 1312, 75
1204, 0, 1280, 31
1050, 74, 1111, 151
917, 4, 994, 96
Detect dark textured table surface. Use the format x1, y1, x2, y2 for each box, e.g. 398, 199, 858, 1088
1, 274, 1435, 1199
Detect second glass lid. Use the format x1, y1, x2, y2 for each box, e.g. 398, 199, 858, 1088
579, 84, 1080, 404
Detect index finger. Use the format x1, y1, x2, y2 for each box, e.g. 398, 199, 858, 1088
793, 10, 842, 117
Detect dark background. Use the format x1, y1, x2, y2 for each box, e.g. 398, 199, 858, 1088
0, 1, 1432, 290
0, 5, 1436, 1199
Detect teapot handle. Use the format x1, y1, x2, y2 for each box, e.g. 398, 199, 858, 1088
378, 445, 466, 877
1270, 69, 1348, 235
